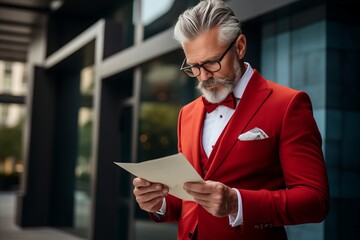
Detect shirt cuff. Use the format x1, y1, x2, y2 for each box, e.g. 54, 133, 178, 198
228, 188, 243, 227
155, 198, 166, 215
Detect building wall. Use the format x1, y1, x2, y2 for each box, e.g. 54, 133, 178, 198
261, 15, 327, 240
324, 20, 360, 240
260, 2, 360, 239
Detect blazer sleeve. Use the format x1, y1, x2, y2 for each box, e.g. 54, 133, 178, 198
239, 91, 330, 231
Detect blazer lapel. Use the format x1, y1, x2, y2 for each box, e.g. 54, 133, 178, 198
205, 70, 272, 178
190, 99, 206, 176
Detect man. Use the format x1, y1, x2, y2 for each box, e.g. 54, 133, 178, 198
133, 0, 329, 239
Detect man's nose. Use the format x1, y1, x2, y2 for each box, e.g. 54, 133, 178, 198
197, 67, 213, 82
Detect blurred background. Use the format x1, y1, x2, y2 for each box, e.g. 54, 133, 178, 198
0, 0, 359, 239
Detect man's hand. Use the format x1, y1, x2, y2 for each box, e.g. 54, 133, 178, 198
184, 180, 238, 217
133, 178, 168, 212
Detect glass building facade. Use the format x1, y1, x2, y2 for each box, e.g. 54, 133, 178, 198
0, 60, 26, 191
5, 0, 359, 240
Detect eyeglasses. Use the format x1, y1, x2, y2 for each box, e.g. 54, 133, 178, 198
180, 37, 237, 78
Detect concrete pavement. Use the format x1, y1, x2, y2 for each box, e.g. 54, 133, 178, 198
0, 191, 86, 240
0, 191, 177, 240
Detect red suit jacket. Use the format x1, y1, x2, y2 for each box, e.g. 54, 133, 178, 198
151, 70, 329, 240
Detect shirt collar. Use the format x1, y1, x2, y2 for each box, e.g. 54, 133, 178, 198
233, 62, 253, 99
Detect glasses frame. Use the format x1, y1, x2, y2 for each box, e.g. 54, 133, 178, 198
180, 36, 238, 77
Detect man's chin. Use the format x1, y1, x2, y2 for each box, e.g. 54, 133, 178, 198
202, 90, 229, 103
198, 82, 233, 103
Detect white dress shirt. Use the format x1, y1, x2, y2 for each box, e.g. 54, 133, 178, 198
202, 63, 253, 157
158, 63, 254, 228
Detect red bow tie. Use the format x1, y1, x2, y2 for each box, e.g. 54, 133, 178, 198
202, 93, 236, 113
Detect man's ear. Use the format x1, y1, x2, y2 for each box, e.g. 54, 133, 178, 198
236, 34, 246, 60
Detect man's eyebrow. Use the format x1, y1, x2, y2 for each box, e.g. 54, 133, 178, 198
186, 55, 219, 66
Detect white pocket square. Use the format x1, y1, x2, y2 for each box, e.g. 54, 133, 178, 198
238, 127, 269, 141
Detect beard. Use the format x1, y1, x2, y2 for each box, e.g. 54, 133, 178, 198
196, 59, 242, 103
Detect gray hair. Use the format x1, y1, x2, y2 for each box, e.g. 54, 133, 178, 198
174, 0, 242, 46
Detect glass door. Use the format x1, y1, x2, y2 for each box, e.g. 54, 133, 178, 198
74, 65, 94, 238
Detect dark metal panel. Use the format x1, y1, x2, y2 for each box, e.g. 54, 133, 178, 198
0, 94, 25, 104
16, 66, 55, 227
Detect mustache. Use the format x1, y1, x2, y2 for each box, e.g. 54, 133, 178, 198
198, 78, 233, 89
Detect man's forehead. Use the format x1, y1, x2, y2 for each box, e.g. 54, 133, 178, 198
182, 29, 222, 64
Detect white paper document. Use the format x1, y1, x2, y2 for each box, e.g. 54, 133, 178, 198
115, 153, 204, 201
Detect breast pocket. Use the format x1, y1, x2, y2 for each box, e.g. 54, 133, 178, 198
236, 137, 274, 150
229, 137, 276, 171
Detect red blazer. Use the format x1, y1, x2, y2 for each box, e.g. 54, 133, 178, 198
152, 70, 329, 240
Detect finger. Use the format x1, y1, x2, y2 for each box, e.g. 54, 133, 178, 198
191, 192, 213, 205
134, 186, 166, 212
133, 178, 151, 187
138, 196, 165, 212
134, 183, 168, 196
136, 188, 167, 204
184, 181, 215, 194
